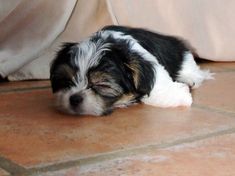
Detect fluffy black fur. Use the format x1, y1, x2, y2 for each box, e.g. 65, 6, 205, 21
102, 25, 189, 80
50, 43, 78, 93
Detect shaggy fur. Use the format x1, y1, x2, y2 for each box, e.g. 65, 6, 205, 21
50, 25, 213, 116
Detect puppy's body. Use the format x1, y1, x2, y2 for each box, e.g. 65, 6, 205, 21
50, 25, 213, 116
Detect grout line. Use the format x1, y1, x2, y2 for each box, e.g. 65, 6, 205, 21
213, 69, 235, 73
27, 127, 235, 175
193, 104, 235, 118
0, 156, 28, 176
0, 86, 51, 94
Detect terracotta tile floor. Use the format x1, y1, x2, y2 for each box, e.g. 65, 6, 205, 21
0, 62, 235, 176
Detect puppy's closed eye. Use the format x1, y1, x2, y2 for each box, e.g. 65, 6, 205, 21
92, 83, 122, 98
88, 71, 122, 97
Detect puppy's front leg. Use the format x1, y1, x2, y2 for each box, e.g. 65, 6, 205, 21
143, 65, 192, 107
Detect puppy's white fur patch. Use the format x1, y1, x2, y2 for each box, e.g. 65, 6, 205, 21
73, 39, 111, 88
55, 88, 105, 116
101, 31, 160, 65
55, 90, 74, 114
143, 65, 192, 107
177, 52, 214, 89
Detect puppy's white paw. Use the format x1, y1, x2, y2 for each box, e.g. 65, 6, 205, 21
143, 82, 192, 107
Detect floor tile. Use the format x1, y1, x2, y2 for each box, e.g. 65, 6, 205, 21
48, 133, 235, 176
193, 72, 235, 113
0, 80, 50, 92
0, 89, 235, 167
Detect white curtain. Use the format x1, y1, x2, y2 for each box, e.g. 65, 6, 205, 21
0, 0, 234, 80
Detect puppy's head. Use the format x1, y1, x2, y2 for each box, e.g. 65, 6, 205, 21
50, 38, 154, 116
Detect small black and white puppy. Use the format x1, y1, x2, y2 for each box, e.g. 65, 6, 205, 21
50, 25, 213, 116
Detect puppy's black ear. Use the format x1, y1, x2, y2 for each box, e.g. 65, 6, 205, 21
50, 43, 78, 93
125, 54, 155, 96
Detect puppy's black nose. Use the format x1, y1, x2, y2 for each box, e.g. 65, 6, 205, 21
70, 94, 83, 107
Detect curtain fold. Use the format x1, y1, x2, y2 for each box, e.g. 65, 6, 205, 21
0, 0, 234, 80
